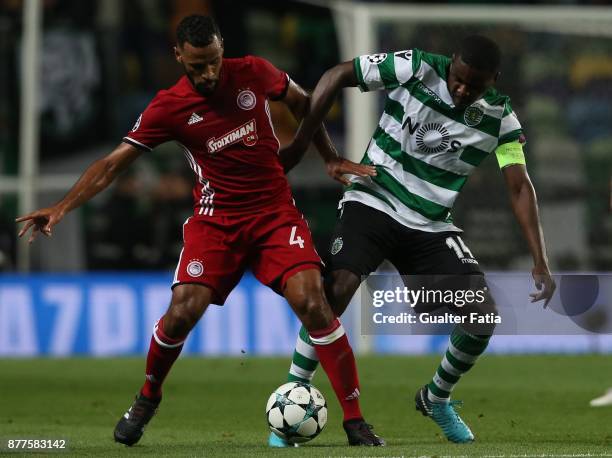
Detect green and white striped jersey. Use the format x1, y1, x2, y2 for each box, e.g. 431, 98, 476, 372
344, 49, 524, 232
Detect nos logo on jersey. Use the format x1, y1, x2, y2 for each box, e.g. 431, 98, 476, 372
403, 117, 462, 154
415, 123, 451, 154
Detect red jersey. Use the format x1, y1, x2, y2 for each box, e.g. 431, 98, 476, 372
124, 56, 293, 216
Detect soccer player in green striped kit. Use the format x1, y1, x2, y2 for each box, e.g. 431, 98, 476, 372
271, 35, 556, 446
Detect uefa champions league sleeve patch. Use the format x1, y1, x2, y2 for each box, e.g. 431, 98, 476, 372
367, 53, 387, 64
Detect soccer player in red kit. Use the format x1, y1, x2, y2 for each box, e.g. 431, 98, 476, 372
16, 15, 385, 447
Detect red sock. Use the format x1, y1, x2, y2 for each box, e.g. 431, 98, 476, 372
141, 316, 186, 399
309, 318, 363, 421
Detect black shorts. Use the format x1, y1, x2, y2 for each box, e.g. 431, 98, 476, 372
326, 201, 484, 277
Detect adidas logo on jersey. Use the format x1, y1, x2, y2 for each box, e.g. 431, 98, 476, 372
188, 112, 203, 125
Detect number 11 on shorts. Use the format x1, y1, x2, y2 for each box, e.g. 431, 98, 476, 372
289, 226, 305, 249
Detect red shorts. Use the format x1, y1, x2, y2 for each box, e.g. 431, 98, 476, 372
172, 204, 322, 304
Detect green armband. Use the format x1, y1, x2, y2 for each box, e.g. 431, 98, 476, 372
495, 141, 526, 169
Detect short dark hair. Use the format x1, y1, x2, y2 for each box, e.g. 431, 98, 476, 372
176, 15, 221, 47
456, 35, 501, 73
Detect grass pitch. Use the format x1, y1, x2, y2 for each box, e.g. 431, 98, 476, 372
1, 355, 611, 457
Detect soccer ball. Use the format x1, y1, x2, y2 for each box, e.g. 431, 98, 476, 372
265, 381, 327, 444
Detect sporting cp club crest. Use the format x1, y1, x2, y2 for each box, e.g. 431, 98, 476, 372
331, 237, 343, 255
463, 104, 484, 127
237, 89, 256, 110
186, 259, 204, 277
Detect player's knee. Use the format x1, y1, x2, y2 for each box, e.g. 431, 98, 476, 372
164, 287, 211, 337
484, 301, 499, 335
464, 298, 499, 337
289, 291, 334, 330
325, 281, 355, 310
294, 292, 327, 319
164, 304, 200, 338
284, 269, 332, 325
478, 288, 499, 319
324, 270, 359, 315
486, 300, 499, 317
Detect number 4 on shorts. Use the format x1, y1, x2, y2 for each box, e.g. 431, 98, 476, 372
289, 226, 305, 249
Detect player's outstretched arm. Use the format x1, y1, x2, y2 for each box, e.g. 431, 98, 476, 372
15, 142, 143, 243
502, 164, 556, 306
278, 79, 316, 172
294, 61, 357, 150
280, 64, 375, 184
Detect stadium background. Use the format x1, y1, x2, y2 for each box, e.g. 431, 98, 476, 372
1, 2, 611, 352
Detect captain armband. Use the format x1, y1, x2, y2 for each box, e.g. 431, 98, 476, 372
495, 141, 526, 169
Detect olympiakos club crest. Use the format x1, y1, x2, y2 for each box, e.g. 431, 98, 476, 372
237, 89, 256, 110
331, 237, 343, 255
463, 104, 484, 127
187, 259, 204, 277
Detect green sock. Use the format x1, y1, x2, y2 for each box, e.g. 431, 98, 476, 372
287, 326, 320, 383
427, 325, 491, 403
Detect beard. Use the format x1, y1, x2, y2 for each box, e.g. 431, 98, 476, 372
184, 68, 218, 96
194, 80, 217, 96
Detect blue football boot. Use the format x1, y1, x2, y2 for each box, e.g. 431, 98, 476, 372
268, 432, 298, 448
415, 386, 475, 443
